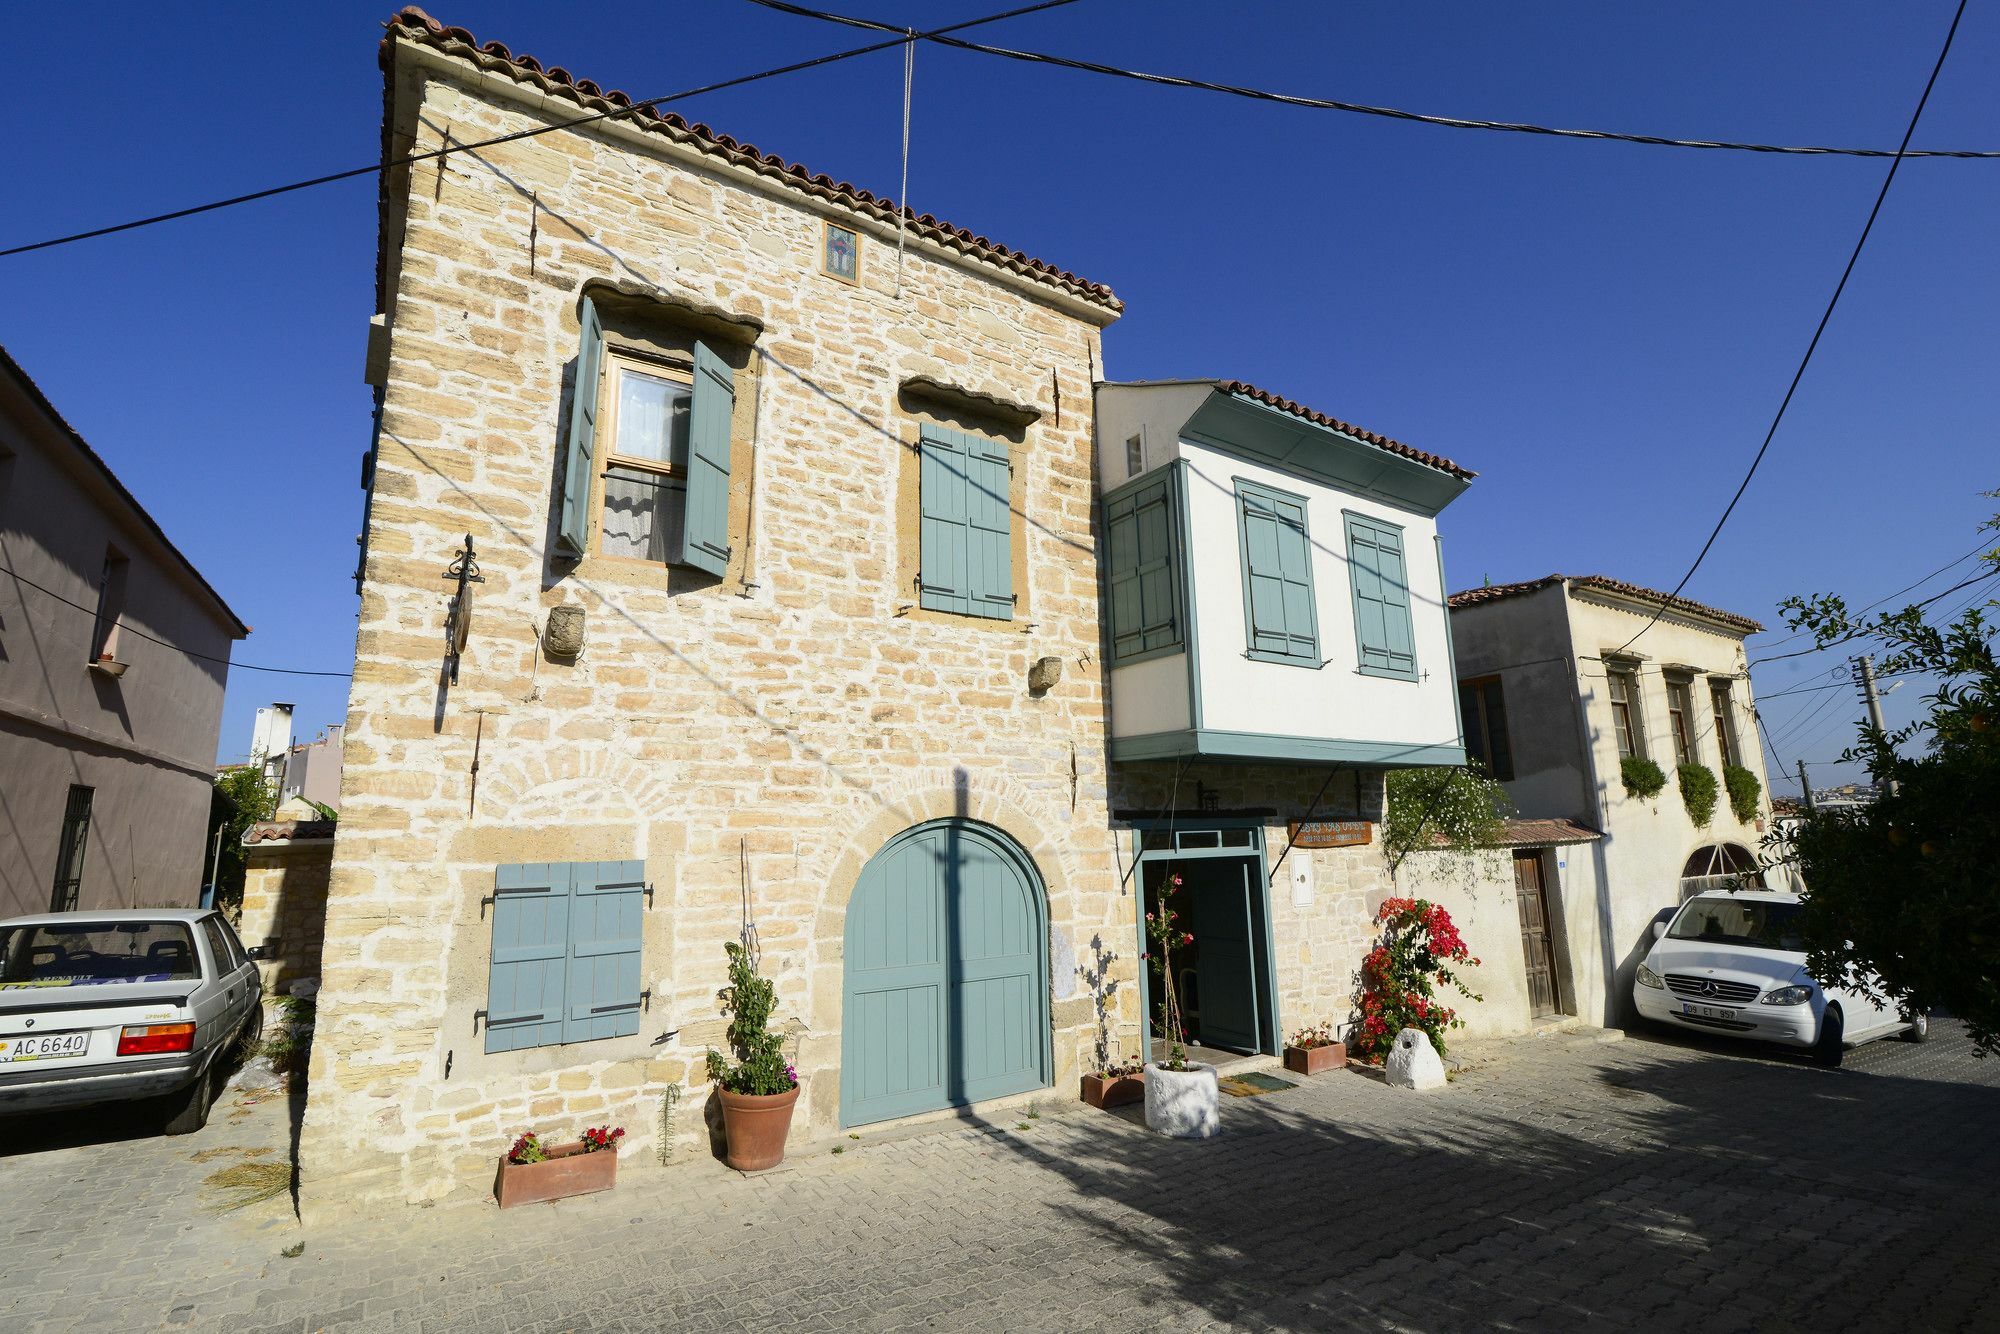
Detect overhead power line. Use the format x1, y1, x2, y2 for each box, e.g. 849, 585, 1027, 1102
1750, 566, 1999, 665
0, 0, 1081, 261
1751, 535, 1996, 651
747, 0, 2000, 159
1, 564, 352, 679
1605, 0, 1969, 659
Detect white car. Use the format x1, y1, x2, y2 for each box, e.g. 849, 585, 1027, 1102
1632, 890, 1925, 1068
0, 909, 263, 1133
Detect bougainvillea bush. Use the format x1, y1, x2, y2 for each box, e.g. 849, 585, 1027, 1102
1352, 897, 1481, 1061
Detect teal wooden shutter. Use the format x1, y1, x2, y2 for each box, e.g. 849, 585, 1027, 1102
919, 424, 1011, 620
1104, 474, 1181, 661
965, 435, 1014, 621
486, 864, 572, 1053
562, 860, 646, 1043
919, 425, 970, 615
680, 340, 734, 577
1236, 480, 1318, 663
557, 298, 604, 557
1347, 514, 1418, 680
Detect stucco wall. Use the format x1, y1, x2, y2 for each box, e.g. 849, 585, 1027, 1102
0, 365, 237, 917
1180, 440, 1460, 753
301, 46, 1123, 1212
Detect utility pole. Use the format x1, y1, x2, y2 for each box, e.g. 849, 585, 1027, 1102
1855, 654, 1899, 797
1798, 760, 1814, 814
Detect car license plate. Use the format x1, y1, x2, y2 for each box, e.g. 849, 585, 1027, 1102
0, 1031, 89, 1062
1680, 1002, 1737, 1022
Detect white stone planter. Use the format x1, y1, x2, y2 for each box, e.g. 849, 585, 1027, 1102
1143, 1061, 1220, 1139
1384, 1028, 1446, 1091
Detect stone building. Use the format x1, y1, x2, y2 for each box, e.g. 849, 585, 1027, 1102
304, 9, 1482, 1210
0, 347, 246, 918
1410, 575, 1778, 1038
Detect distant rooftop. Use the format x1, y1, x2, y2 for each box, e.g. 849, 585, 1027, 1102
1448, 574, 1762, 635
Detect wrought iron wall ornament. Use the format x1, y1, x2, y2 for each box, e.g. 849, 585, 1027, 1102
443, 534, 484, 684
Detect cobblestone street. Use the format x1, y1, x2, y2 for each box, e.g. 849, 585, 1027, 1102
5, 1022, 1996, 1333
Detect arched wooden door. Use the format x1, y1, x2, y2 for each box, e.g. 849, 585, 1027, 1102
841, 820, 1051, 1127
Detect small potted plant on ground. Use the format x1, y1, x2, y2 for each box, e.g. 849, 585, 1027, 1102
493, 1125, 624, 1209
706, 940, 800, 1172
1081, 1057, 1146, 1109
1142, 877, 1219, 1139
1283, 1021, 1347, 1076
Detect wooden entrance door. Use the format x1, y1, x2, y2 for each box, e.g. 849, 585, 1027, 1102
1512, 850, 1562, 1018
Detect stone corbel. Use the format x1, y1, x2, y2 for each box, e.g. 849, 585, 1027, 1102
899, 375, 1043, 430
581, 278, 764, 346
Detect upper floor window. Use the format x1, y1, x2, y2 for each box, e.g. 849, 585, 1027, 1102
89, 547, 129, 665
1236, 480, 1319, 666
1459, 675, 1514, 781
556, 296, 733, 577
1710, 681, 1739, 768
1124, 433, 1144, 479
918, 423, 1014, 620
1666, 677, 1697, 765
1344, 512, 1416, 681
1104, 472, 1181, 663
1606, 662, 1643, 758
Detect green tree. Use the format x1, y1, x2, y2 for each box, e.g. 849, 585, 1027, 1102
1775, 500, 1999, 1053
207, 764, 275, 911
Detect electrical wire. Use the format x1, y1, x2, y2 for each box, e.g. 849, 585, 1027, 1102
1750, 566, 2000, 665
1750, 535, 1996, 652
0, 1, 1082, 261
1607, 0, 1970, 659
746, 0, 2000, 159
1, 563, 352, 679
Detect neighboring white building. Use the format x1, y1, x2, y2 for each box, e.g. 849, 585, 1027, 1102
1404, 575, 1780, 1036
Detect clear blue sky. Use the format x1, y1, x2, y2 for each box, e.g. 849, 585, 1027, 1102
5, 2, 1994, 789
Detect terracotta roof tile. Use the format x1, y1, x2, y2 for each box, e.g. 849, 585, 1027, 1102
1217, 380, 1475, 479
243, 819, 337, 844
1448, 574, 1762, 635
385, 8, 1121, 313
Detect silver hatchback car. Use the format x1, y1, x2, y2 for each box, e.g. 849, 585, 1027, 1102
0, 909, 264, 1134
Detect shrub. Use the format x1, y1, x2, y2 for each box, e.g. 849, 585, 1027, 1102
1382, 766, 1513, 873
1723, 764, 1762, 823
704, 942, 798, 1096
1678, 762, 1719, 827
1352, 897, 1481, 1061
1144, 877, 1196, 1072
1621, 755, 1667, 799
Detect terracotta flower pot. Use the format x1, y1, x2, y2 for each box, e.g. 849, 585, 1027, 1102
1284, 1042, 1347, 1076
1080, 1070, 1146, 1109
494, 1142, 618, 1209
717, 1084, 801, 1171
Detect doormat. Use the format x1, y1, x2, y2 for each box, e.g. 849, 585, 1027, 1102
1217, 1071, 1298, 1098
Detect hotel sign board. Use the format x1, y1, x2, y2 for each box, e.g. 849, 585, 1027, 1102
1287, 820, 1373, 849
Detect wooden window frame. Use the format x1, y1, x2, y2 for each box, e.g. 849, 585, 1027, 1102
1606, 662, 1644, 759
1710, 680, 1738, 769
1459, 674, 1515, 782
1665, 676, 1697, 765
822, 219, 862, 286
1124, 432, 1144, 479
89, 547, 129, 665
592, 350, 693, 564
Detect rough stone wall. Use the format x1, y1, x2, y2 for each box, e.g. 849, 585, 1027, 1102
237, 832, 334, 993
300, 55, 1122, 1212
1111, 764, 1394, 1045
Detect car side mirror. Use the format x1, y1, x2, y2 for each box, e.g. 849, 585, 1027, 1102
244, 944, 272, 961
1651, 921, 1667, 942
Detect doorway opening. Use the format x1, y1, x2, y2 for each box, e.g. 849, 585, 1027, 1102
1138, 841, 1276, 1062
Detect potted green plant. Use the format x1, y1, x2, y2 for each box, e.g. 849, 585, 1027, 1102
493, 1125, 624, 1209
1141, 878, 1219, 1139
1080, 1058, 1146, 1109
1283, 1021, 1347, 1076
706, 941, 800, 1172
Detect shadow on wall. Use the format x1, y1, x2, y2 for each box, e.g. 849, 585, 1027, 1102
951, 1028, 2000, 1330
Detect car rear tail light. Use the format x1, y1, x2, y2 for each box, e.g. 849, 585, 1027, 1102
117, 1023, 195, 1056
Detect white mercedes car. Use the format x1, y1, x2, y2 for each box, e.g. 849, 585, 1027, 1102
0, 909, 263, 1133
1632, 890, 1926, 1068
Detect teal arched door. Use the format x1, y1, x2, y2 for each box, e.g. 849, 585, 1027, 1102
841, 820, 1051, 1127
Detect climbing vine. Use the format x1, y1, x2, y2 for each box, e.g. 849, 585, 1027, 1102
1382, 767, 1512, 875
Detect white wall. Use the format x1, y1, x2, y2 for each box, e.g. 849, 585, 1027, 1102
1107, 653, 1190, 739
1180, 439, 1460, 752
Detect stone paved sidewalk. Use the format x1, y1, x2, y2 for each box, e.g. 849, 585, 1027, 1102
5, 1022, 1997, 1332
